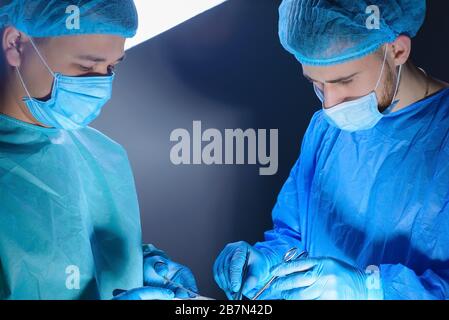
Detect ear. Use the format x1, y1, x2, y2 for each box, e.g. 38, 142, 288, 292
2, 27, 29, 68
390, 35, 411, 67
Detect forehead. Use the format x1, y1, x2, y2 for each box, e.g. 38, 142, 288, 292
302, 52, 381, 80
42, 34, 125, 61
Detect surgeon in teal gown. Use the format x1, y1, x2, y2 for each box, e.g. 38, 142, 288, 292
0, 0, 197, 299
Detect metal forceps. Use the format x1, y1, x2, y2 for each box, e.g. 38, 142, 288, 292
251, 247, 308, 300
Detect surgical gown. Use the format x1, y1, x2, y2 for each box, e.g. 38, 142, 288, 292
255, 88, 449, 299
0, 114, 143, 299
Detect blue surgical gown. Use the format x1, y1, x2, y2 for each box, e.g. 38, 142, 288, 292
255, 88, 449, 299
0, 114, 143, 299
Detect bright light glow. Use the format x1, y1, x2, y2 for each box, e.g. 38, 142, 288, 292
125, 0, 227, 50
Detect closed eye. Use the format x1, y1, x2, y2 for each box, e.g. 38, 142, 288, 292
79, 65, 94, 72
339, 79, 353, 86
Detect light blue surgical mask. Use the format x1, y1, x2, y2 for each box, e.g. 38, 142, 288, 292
314, 46, 402, 132
15, 38, 115, 130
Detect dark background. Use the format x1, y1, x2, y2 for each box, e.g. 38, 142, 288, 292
93, 0, 449, 298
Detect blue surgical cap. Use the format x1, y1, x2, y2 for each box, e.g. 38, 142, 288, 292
279, 0, 426, 66
0, 0, 138, 38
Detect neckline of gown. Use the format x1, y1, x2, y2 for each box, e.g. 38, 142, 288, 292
351, 87, 449, 141
0, 113, 62, 144
0, 113, 61, 133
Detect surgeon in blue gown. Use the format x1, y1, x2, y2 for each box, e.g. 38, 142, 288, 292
0, 0, 197, 299
214, 0, 449, 300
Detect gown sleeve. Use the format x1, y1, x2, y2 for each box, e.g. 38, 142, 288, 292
254, 111, 327, 266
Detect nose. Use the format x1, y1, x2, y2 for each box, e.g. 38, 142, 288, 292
93, 64, 112, 76
323, 85, 346, 109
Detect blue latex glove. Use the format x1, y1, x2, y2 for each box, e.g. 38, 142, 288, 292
143, 245, 198, 299
213, 241, 273, 300
112, 287, 175, 300
259, 257, 383, 300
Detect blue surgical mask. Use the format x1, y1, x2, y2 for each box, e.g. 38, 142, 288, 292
314, 46, 402, 132
15, 38, 115, 130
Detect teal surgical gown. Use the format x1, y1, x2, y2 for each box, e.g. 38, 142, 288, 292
0, 114, 143, 299
255, 88, 449, 299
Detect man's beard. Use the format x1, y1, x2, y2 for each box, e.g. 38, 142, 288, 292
378, 61, 399, 112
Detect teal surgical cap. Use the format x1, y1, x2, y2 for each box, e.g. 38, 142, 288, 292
0, 0, 138, 38
279, 0, 426, 66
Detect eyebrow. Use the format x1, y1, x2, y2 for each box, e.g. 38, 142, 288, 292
304, 72, 359, 84
76, 54, 126, 63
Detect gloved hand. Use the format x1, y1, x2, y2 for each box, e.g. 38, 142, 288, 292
213, 241, 273, 300
143, 244, 198, 299
112, 287, 175, 300
258, 257, 383, 300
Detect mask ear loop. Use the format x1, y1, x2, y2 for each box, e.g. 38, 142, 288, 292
28, 37, 55, 77
15, 67, 33, 100
374, 44, 403, 108
11, 37, 34, 101
15, 65, 44, 123
14, 36, 55, 96
391, 64, 403, 103
374, 45, 388, 92
14, 37, 54, 116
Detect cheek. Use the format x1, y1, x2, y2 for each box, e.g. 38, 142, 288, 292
20, 56, 54, 98
348, 77, 378, 97
46, 51, 81, 77
375, 68, 395, 99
